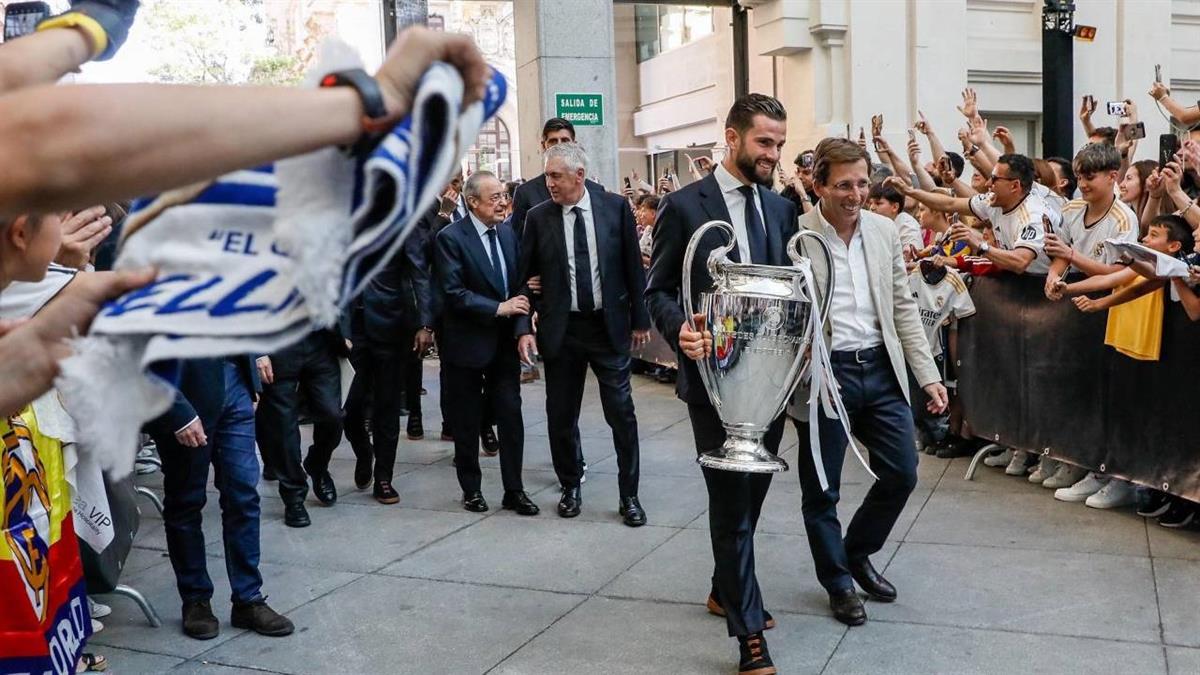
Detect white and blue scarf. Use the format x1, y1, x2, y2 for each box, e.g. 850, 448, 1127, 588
57, 43, 506, 478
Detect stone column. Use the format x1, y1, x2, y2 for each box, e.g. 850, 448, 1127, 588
514, 0, 619, 187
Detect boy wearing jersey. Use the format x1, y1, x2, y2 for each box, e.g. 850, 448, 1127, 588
886, 154, 1059, 275
1043, 143, 1138, 299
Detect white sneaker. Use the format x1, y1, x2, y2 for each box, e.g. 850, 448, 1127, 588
1005, 450, 1030, 476
1086, 479, 1137, 509
983, 446, 1013, 468
1054, 472, 1106, 502
91, 618, 103, 634
1028, 457, 1060, 484
1042, 463, 1087, 489
88, 597, 112, 619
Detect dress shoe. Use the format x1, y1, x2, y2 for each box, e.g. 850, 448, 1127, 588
480, 427, 500, 456
440, 426, 453, 441
848, 557, 896, 602
181, 599, 219, 640
374, 480, 400, 505
502, 490, 540, 516
463, 491, 489, 513
828, 588, 867, 626
406, 413, 425, 440
283, 502, 310, 528
618, 496, 647, 527
706, 592, 775, 630
557, 486, 582, 518
353, 457, 372, 490
737, 632, 776, 675
303, 457, 337, 506
230, 599, 294, 637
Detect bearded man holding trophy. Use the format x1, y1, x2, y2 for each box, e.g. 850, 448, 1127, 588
647, 97, 948, 674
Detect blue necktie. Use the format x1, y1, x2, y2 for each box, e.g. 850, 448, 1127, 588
738, 185, 768, 264
572, 206, 595, 312
485, 228, 507, 297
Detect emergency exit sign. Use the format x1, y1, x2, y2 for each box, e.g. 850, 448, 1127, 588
555, 93, 604, 126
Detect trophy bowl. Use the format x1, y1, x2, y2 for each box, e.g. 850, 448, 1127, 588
682, 221, 832, 473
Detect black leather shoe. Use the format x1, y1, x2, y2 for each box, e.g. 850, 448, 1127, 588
849, 557, 897, 602
181, 599, 219, 640
480, 427, 500, 456
283, 502, 310, 528
558, 486, 581, 518
829, 588, 867, 626
618, 496, 647, 527
502, 490, 540, 516
440, 426, 453, 441
353, 457, 372, 490
706, 591, 775, 630
407, 413, 425, 440
463, 491, 489, 513
231, 599, 294, 637
303, 458, 337, 506
374, 480, 400, 505
737, 632, 776, 675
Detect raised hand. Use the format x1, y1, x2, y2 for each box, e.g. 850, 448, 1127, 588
957, 88, 978, 119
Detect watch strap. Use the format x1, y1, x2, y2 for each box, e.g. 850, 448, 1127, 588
319, 68, 392, 157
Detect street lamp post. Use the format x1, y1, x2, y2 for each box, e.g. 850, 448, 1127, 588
1042, 0, 1075, 159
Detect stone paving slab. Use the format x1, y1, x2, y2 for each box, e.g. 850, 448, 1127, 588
1167, 646, 1200, 674
1153, 557, 1200, 648
514, 469, 710, 528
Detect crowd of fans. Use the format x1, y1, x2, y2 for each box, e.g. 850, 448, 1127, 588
3, 2, 1200, 674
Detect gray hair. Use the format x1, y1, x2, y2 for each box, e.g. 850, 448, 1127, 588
544, 142, 589, 174
463, 170, 497, 201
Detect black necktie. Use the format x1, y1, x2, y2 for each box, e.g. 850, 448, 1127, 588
572, 206, 595, 312
485, 228, 507, 297
738, 185, 768, 264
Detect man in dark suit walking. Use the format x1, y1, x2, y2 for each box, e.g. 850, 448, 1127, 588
145, 356, 294, 641
645, 94, 797, 675
509, 117, 577, 237
516, 142, 650, 526
434, 170, 539, 516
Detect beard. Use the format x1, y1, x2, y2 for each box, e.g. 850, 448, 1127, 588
735, 148, 775, 187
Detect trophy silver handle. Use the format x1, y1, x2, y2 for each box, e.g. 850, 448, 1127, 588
787, 229, 835, 329
681, 220, 737, 333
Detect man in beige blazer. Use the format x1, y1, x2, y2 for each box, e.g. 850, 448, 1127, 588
791, 137, 947, 627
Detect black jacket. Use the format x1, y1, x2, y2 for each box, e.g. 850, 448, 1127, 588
644, 172, 799, 405
515, 184, 649, 359
363, 205, 439, 344
510, 173, 602, 238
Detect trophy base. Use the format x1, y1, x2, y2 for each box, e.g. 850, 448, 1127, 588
697, 433, 789, 473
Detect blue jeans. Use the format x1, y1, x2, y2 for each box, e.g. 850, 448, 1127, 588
160, 360, 263, 604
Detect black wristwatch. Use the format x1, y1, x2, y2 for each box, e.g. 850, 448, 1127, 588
319, 68, 393, 157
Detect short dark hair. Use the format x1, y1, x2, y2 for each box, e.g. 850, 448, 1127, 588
945, 151, 965, 178
636, 193, 661, 211
813, 137, 870, 186
724, 93, 787, 135
867, 182, 904, 210
1073, 142, 1122, 176
1091, 126, 1118, 145
1150, 214, 1195, 252
1047, 156, 1077, 196
997, 153, 1036, 193
542, 117, 576, 141
504, 181, 520, 199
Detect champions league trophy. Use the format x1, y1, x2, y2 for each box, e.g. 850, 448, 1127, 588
682, 222, 833, 473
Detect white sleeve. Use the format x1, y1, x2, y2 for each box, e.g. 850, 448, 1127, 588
1013, 215, 1046, 255
952, 288, 976, 319
968, 193, 992, 222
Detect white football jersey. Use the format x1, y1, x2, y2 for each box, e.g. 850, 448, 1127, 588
908, 267, 976, 357
1032, 182, 1068, 216
1056, 198, 1139, 270
969, 191, 1060, 275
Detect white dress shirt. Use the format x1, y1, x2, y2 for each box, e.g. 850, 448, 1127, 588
470, 212, 507, 293
560, 188, 604, 311
817, 206, 884, 351
713, 163, 766, 263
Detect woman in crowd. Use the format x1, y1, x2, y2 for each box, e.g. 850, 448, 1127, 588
1120, 159, 1158, 236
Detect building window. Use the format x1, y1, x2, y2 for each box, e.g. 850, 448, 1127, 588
467, 116, 512, 181
635, 4, 713, 63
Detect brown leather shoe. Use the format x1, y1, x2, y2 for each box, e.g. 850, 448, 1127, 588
706, 592, 775, 629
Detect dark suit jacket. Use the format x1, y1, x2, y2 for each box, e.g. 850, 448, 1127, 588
145, 356, 261, 437
515, 184, 650, 359
434, 216, 523, 369
510, 173, 602, 238
363, 204, 438, 345
644, 172, 799, 405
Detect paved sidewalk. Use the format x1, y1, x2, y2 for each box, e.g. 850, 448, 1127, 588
95, 362, 1200, 674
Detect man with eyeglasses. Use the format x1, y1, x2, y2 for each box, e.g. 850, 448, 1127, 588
790, 137, 947, 628
886, 153, 1059, 275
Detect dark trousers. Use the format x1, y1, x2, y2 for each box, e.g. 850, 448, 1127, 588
794, 350, 918, 593
344, 337, 413, 483
256, 333, 344, 504
443, 353, 524, 495
688, 403, 784, 637
543, 313, 640, 498
157, 361, 263, 604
